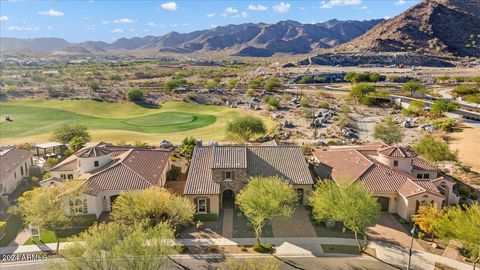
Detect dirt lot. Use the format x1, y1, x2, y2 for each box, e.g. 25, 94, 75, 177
449, 122, 480, 173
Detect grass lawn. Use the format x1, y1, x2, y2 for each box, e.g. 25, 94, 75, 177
0, 215, 23, 247
0, 100, 275, 144
24, 227, 88, 245
321, 244, 361, 255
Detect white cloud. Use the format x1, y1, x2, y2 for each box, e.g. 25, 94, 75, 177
113, 18, 135, 24
272, 2, 290, 13
7, 26, 40, 31
38, 9, 64, 17
147, 22, 157, 27
130, 28, 136, 32
383, 16, 391, 19
248, 4, 268, 11
225, 7, 238, 13
206, 13, 216, 18
359, 5, 368, 9
47, 25, 53, 30
0, 16, 8, 21
210, 24, 218, 28
160, 2, 177, 11
395, 0, 407, 5
110, 28, 124, 33
100, 20, 109, 24
320, 0, 361, 9
232, 11, 248, 19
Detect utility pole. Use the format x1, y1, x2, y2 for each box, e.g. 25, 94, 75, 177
407, 224, 416, 270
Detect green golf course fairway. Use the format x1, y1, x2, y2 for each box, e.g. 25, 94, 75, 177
0, 99, 275, 144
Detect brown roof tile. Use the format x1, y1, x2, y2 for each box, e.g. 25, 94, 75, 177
0, 148, 33, 180
377, 146, 417, 158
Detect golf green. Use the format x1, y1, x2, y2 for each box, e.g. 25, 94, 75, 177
0, 103, 216, 138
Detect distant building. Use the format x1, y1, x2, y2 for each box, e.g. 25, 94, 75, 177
184, 142, 314, 215
42, 142, 170, 217
0, 148, 33, 196
312, 142, 458, 219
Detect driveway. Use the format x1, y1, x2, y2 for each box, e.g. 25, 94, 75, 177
366, 213, 425, 251
271, 206, 317, 238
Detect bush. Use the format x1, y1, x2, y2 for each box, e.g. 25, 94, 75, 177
430, 100, 458, 117
264, 77, 281, 91
418, 231, 425, 240
413, 136, 457, 162
300, 97, 311, 107
127, 88, 143, 101
470, 191, 479, 201
166, 165, 181, 181
194, 214, 219, 222
264, 97, 280, 109
246, 89, 255, 97
458, 185, 471, 197
46, 158, 59, 168
253, 243, 274, 253
452, 85, 478, 97
431, 118, 457, 132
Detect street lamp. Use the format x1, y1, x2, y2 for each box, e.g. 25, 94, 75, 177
407, 224, 416, 270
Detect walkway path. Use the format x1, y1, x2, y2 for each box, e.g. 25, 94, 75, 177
8, 229, 31, 247
222, 209, 233, 238
271, 207, 317, 238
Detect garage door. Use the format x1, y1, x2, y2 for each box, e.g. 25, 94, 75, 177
377, 197, 390, 212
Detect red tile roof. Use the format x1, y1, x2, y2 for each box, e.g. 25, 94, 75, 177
377, 146, 417, 158
0, 148, 33, 181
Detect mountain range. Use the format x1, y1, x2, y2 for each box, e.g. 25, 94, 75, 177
334, 0, 480, 57
0, 19, 383, 57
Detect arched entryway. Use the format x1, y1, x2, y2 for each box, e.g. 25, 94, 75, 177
438, 184, 449, 205
222, 189, 235, 209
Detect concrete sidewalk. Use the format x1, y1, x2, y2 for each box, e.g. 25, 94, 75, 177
0, 237, 472, 270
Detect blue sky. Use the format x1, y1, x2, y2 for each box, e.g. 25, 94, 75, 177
0, 0, 418, 43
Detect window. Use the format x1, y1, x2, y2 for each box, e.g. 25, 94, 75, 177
423, 173, 430, 179
198, 198, 207, 213
417, 173, 423, 179
94, 161, 99, 167
70, 198, 88, 215
393, 160, 399, 167
78, 161, 81, 167
67, 174, 74, 179
20, 167, 24, 176
24, 163, 28, 174
14, 172, 17, 179
225, 171, 232, 180
61, 174, 66, 179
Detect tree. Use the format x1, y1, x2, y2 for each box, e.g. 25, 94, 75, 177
236, 176, 297, 248
180, 136, 196, 160
436, 204, 480, 270
430, 100, 458, 117
226, 116, 266, 142
373, 116, 404, 145
412, 204, 443, 241
17, 181, 84, 253
413, 135, 457, 162
264, 77, 281, 91
127, 88, 143, 101
110, 187, 195, 227
70, 136, 89, 151
51, 124, 91, 146
349, 83, 375, 104
309, 180, 380, 251
55, 221, 177, 270
401, 80, 427, 97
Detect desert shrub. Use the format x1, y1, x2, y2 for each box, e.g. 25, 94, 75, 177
127, 88, 143, 101
253, 243, 274, 253
458, 185, 471, 197
431, 118, 457, 132
246, 89, 255, 97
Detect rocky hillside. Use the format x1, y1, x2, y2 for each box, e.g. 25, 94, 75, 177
0, 19, 382, 57
335, 0, 480, 57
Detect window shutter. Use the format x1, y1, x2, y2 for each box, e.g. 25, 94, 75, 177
222, 171, 225, 180
206, 198, 210, 213
231, 171, 235, 180
193, 198, 198, 209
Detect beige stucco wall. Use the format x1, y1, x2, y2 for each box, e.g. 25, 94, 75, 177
78, 154, 112, 173
432, 180, 457, 204
377, 154, 413, 174
185, 194, 220, 216
50, 171, 82, 179
397, 192, 444, 219
412, 170, 438, 179
0, 157, 33, 195
372, 192, 398, 213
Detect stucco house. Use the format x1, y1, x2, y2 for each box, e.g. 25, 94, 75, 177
41, 142, 170, 218
184, 143, 314, 216
0, 148, 33, 197
312, 142, 459, 219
